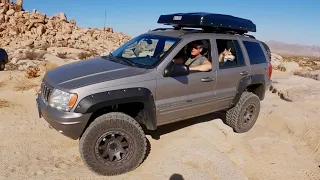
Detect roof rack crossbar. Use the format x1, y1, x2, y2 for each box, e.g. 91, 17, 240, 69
177, 26, 256, 39
151, 28, 174, 31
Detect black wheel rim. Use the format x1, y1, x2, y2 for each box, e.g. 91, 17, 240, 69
242, 104, 256, 125
95, 131, 132, 165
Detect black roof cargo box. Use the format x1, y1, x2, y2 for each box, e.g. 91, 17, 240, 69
157, 12, 256, 33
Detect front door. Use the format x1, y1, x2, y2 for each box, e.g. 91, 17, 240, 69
155, 38, 217, 125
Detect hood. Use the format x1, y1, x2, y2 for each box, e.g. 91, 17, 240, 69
44, 56, 147, 89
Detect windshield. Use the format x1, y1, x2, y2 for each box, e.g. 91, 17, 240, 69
110, 34, 179, 68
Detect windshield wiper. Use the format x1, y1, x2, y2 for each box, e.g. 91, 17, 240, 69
114, 56, 136, 67
104, 52, 136, 67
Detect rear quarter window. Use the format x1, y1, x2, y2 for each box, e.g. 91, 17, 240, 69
243, 41, 267, 64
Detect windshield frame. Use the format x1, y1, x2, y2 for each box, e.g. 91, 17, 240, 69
110, 34, 181, 69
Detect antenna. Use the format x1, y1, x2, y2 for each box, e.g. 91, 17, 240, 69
103, 10, 107, 55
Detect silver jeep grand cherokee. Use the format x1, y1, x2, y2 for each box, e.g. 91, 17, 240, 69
36, 12, 272, 176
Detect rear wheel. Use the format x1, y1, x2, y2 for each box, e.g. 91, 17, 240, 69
0, 61, 4, 71
225, 92, 260, 133
79, 112, 147, 176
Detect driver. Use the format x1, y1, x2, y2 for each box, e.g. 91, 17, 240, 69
174, 41, 212, 72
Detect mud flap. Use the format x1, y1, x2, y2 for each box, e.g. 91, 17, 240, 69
36, 98, 42, 118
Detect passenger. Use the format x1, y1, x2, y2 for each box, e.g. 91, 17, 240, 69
219, 48, 235, 63
174, 41, 212, 72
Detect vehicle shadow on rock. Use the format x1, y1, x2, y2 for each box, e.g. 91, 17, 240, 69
141, 136, 151, 164
169, 173, 185, 180
146, 111, 226, 140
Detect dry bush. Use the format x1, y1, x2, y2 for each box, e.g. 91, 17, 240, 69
25, 50, 45, 60
14, 79, 38, 91
57, 52, 67, 59
280, 54, 320, 71
78, 52, 91, 60
25, 66, 40, 79
78, 50, 99, 60
90, 49, 99, 57
0, 99, 11, 108
41, 43, 51, 51
45, 62, 58, 72
27, 43, 34, 49
4, 63, 19, 71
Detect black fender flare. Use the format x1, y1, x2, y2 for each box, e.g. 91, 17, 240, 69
231, 74, 266, 105
0, 48, 8, 64
74, 87, 157, 130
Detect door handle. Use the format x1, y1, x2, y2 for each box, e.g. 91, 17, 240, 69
201, 77, 215, 82
240, 71, 249, 76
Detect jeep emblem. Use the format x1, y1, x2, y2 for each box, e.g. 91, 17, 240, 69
173, 16, 182, 20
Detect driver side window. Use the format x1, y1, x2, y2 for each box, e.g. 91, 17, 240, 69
166, 39, 212, 76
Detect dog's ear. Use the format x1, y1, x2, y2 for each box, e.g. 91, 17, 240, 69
228, 48, 231, 52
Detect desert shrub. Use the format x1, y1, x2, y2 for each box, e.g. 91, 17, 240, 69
27, 43, 34, 49
4, 63, 19, 71
14, 79, 38, 91
41, 43, 50, 50
57, 52, 67, 59
0, 99, 11, 108
25, 50, 45, 60
78, 50, 98, 60
45, 62, 58, 72
25, 66, 40, 79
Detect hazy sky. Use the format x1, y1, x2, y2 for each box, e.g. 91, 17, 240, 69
21, 0, 319, 46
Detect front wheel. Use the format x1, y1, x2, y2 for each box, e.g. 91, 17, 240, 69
225, 92, 260, 133
79, 112, 147, 176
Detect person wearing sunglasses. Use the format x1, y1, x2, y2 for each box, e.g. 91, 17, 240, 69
174, 40, 212, 72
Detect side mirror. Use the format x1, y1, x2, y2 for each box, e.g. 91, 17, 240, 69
164, 64, 190, 77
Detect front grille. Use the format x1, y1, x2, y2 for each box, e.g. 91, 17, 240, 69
41, 82, 53, 103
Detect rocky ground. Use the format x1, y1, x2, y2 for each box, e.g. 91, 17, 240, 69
0, 66, 320, 180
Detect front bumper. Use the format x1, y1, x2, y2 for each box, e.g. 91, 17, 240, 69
36, 93, 92, 140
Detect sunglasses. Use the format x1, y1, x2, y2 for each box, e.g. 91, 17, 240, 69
190, 46, 201, 49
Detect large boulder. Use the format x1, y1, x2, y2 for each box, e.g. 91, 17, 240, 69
0, 0, 132, 64
271, 53, 283, 69
294, 70, 320, 81
278, 62, 302, 73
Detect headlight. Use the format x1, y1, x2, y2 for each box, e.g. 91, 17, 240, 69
48, 89, 78, 112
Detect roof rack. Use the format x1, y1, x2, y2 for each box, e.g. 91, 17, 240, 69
157, 12, 256, 34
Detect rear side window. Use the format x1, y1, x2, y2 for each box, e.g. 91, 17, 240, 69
216, 39, 246, 69
243, 41, 267, 64
261, 41, 271, 61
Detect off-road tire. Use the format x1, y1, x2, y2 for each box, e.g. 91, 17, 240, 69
225, 91, 260, 133
0, 61, 4, 71
79, 112, 147, 176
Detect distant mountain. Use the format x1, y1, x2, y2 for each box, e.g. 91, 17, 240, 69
265, 41, 320, 57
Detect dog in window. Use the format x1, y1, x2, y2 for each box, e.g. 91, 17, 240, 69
219, 48, 235, 63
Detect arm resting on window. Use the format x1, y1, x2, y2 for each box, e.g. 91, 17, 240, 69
189, 60, 212, 72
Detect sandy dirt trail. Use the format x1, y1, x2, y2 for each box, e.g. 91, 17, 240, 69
0, 70, 319, 180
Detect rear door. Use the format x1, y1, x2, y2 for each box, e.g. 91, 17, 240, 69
240, 39, 270, 81
213, 35, 250, 107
